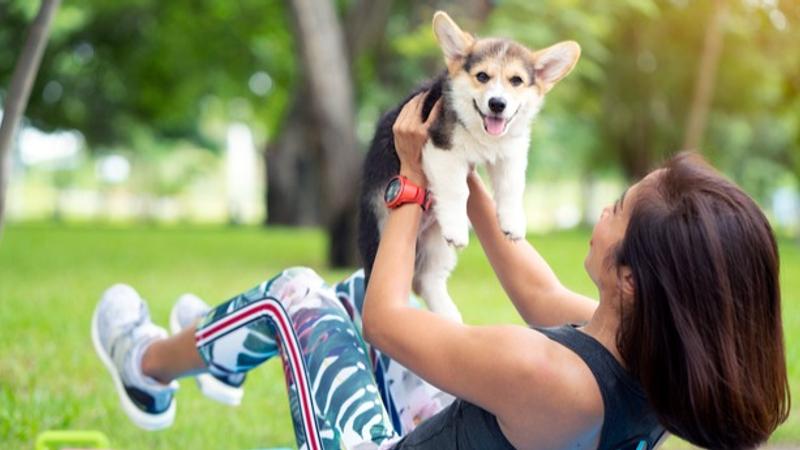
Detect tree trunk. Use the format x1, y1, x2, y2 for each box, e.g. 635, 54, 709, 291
265, 91, 322, 226
265, 0, 395, 227
343, 0, 394, 60
603, 21, 658, 181
286, 0, 362, 267
683, 0, 727, 151
436, 0, 493, 25
0, 0, 61, 236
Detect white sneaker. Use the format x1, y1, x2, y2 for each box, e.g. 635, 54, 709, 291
169, 293, 246, 406
91, 284, 178, 430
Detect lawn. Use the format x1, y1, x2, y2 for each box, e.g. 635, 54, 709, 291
0, 223, 797, 449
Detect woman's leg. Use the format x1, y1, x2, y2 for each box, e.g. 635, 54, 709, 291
194, 267, 397, 449
97, 267, 448, 441
332, 270, 455, 435
140, 326, 206, 383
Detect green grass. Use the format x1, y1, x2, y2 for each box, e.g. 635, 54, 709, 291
0, 223, 797, 449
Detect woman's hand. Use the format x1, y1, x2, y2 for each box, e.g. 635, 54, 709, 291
393, 92, 442, 188
466, 167, 483, 192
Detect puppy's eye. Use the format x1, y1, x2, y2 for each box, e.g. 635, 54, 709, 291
476, 72, 490, 83
510, 76, 523, 86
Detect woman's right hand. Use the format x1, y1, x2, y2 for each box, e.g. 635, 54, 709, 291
393, 92, 442, 188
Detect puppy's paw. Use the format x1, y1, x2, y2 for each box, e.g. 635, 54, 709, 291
440, 224, 469, 249
498, 209, 526, 241
430, 301, 464, 324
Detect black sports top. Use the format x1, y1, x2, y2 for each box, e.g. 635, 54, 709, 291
391, 325, 666, 449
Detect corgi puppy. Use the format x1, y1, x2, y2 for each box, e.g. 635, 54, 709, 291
358, 11, 580, 322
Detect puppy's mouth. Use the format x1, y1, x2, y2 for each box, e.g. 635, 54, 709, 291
472, 100, 519, 137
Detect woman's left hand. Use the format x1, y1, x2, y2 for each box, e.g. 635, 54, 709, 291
393, 92, 442, 188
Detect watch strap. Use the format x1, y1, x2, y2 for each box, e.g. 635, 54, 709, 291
386, 175, 431, 211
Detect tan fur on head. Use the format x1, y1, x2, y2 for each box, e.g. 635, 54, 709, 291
432, 11, 580, 94
456, 39, 536, 91
432, 11, 475, 70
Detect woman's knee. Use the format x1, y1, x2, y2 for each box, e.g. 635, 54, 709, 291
282, 267, 325, 290
283, 266, 321, 280
264, 266, 326, 305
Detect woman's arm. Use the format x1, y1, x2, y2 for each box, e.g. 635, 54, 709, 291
466, 171, 596, 327
361, 197, 580, 419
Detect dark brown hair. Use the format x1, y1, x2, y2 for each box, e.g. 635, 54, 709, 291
615, 152, 790, 449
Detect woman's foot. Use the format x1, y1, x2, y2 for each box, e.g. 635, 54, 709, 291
91, 284, 178, 430
169, 293, 246, 406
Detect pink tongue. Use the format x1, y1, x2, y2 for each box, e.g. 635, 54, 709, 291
484, 117, 506, 136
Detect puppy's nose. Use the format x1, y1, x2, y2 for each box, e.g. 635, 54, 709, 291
488, 97, 506, 114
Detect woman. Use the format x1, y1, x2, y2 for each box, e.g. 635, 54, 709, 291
92, 93, 789, 449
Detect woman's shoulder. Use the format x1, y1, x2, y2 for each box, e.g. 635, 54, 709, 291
490, 325, 605, 448
523, 325, 666, 449
498, 325, 605, 412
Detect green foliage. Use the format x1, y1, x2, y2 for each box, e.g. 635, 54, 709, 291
483, 0, 800, 188
1, 0, 296, 150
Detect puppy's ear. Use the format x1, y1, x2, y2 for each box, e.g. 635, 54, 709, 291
433, 11, 474, 62
532, 41, 581, 93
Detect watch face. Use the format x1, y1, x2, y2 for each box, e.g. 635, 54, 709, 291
384, 178, 402, 203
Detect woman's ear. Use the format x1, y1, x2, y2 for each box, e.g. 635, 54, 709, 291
618, 266, 635, 300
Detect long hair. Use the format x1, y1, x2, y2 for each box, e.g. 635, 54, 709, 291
614, 152, 790, 448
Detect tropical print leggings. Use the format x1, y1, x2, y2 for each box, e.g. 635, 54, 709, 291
194, 267, 454, 450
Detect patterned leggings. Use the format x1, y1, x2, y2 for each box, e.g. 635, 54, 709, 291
194, 267, 454, 450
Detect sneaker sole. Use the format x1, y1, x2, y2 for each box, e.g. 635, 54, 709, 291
169, 305, 243, 406
91, 306, 176, 430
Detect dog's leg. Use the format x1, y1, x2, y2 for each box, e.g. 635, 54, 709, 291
487, 152, 527, 240
413, 221, 463, 323
423, 147, 471, 248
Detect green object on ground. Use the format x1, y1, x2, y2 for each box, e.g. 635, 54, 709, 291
36, 430, 110, 449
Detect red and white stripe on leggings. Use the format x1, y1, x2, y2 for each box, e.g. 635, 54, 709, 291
195, 298, 323, 450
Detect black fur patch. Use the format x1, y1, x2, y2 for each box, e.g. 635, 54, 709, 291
428, 81, 457, 150
358, 72, 457, 280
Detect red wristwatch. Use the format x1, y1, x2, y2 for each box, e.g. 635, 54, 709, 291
384, 175, 432, 211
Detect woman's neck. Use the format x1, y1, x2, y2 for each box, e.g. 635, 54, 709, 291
580, 297, 624, 365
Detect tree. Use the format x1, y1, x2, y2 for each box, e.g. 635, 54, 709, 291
264, 0, 396, 228
0, 0, 61, 235
282, 0, 363, 267
683, 0, 727, 151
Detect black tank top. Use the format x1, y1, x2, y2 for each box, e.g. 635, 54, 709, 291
391, 325, 666, 449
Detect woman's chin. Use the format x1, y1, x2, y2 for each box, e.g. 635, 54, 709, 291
583, 257, 593, 280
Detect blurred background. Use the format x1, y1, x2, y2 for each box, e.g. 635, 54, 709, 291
1, 0, 798, 448
2, 0, 798, 255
